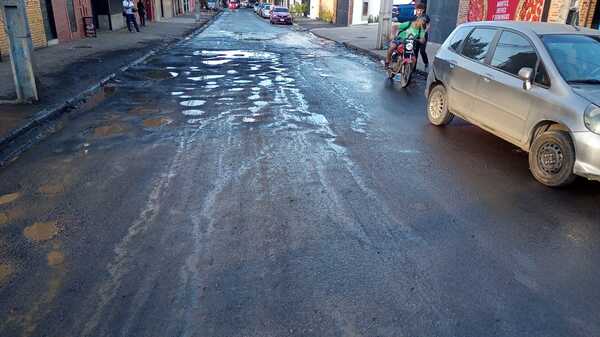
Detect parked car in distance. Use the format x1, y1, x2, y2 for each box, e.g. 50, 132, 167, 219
260, 3, 272, 17
254, 2, 261, 12
241, 0, 249, 7
270, 6, 292, 24
392, 2, 415, 23
228, 0, 239, 9
426, 21, 600, 187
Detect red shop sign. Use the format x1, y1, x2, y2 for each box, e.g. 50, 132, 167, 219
467, 0, 545, 22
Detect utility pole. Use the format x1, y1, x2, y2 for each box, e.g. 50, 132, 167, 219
195, 0, 200, 20
1, 0, 39, 102
376, 0, 392, 49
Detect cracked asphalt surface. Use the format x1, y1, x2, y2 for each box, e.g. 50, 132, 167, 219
1, 9, 600, 337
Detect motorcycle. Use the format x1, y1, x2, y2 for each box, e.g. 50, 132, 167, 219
387, 35, 416, 88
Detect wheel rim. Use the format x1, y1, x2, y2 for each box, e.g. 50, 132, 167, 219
537, 141, 565, 175
428, 89, 445, 120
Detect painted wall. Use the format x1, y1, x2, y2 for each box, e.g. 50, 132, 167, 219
50, 0, 92, 42
427, 0, 458, 43
0, 0, 48, 58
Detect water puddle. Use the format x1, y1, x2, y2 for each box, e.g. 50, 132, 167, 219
94, 123, 128, 137
143, 117, 173, 127
23, 221, 59, 242
234, 80, 252, 84
186, 119, 203, 124
0, 192, 21, 205
204, 84, 220, 89
202, 59, 232, 66
171, 91, 184, 96
227, 70, 238, 74
218, 97, 234, 101
180, 100, 206, 107
0, 262, 14, 284
228, 88, 244, 92
182, 110, 205, 116
242, 117, 257, 123
38, 184, 65, 196
47, 251, 65, 266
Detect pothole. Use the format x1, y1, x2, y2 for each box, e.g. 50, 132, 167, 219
0, 192, 20, 205
143, 117, 173, 127
23, 221, 59, 242
94, 123, 128, 137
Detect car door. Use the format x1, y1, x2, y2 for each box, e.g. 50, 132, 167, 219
446, 27, 498, 120
476, 30, 538, 144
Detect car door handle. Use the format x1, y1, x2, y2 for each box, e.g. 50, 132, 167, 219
482, 74, 494, 82
448, 60, 457, 69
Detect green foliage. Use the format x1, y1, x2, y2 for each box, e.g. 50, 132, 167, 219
291, 2, 308, 16
320, 9, 334, 23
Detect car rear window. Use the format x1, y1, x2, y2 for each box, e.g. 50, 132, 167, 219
490, 31, 538, 77
461, 28, 497, 62
274, 7, 288, 12
448, 27, 472, 52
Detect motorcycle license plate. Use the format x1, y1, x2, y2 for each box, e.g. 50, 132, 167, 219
280, 19, 285, 21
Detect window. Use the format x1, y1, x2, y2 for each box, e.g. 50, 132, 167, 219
461, 28, 497, 62
543, 34, 600, 83
449, 27, 472, 52
535, 62, 551, 87
491, 31, 537, 77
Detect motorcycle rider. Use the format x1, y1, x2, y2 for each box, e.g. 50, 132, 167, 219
385, 17, 427, 69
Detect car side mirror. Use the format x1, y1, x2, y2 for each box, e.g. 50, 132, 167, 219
518, 67, 533, 90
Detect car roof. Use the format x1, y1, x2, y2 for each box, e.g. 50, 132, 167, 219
272, 6, 287, 9
462, 21, 600, 36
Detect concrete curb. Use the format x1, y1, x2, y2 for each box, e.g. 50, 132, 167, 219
0, 10, 223, 167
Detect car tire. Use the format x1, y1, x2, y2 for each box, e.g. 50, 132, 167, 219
529, 130, 577, 187
427, 84, 454, 126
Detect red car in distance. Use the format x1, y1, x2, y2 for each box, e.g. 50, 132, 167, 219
228, 0, 239, 9
270, 6, 292, 25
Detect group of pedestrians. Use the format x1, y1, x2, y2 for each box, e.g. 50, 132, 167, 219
123, 0, 147, 33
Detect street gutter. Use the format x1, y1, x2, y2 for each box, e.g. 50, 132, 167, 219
0, 10, 223, 167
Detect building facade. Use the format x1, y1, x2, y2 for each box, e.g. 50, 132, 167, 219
0, 0, 48, 58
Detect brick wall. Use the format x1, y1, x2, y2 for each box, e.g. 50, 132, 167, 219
580, 0, 597, 26
0, 0, 48, 58
547, 0, 569, 22
457, 0, 469, 24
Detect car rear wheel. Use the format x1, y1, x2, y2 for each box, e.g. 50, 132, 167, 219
529, 130, 577, 187
427, 84, 454, 126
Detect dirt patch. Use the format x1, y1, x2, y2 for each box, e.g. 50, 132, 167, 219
0, 212, 7, 225
129, 106, 160, 116
94, 123, 127, 137
143, 117, 173, 128
47, 251, 65, 266
0, 192, 21, 205
38, 184, 65, 196
0, 262, 15, 284
23, 221, 59, 242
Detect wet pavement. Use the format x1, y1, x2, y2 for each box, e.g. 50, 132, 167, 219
1, 9, 600, 337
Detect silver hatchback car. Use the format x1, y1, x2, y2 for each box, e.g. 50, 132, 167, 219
425, 21, 600, 187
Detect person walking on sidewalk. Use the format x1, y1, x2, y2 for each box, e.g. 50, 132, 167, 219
137, 0, 146, 26
123, 0, 140, 32
414, 3, 430, 72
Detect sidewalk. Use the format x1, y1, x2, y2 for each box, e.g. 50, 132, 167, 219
0, 11, 218, 152
295, 19, 440, 73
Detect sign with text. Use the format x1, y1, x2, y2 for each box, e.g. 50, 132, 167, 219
467, 0, 545, 22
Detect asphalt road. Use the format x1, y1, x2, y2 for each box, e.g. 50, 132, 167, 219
1, 9, 600, 337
